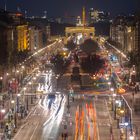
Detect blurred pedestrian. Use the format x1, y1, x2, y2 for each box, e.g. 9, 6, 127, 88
135, 86, 137, 94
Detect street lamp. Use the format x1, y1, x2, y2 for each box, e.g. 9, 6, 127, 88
108, 81, 111, 88
124, 122, 129, 139
21, 66, 25, 69
33, 77, 36, 80
110, 87, 114, 92
11, 99, 17, 128
0, 109, 5, 120
23, 87, 28, 111
28, 82, 32, 85
6, 73, 9, 76
11, 100, 15, 104
110, 87, 116, 113
17, 93, 21, 97
23, 87, 26, 105
1, 109, 5, 114
28, 82, 34, 104
0, 77, 3, 92
16, 93, 21, 113
106, 77, 109, 80
16, 70, 19, 73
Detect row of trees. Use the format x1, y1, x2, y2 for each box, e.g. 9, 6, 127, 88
79, 39, 105, 74
80, 54, 105, 74
50, 38, 105, 75
50, 53, 70, 75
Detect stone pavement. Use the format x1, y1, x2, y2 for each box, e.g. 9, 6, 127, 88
123, 92, 140, 139
95, 99, 120, 140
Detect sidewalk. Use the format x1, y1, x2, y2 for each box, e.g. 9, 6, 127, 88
123, 92, 140, 139
95, 99, 120, 140
58, 95, 79, 140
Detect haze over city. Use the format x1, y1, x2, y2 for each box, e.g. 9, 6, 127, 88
0, 0, 140, 139
0, 0, 140, 17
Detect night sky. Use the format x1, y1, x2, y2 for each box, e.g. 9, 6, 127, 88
0, 0, 139, 17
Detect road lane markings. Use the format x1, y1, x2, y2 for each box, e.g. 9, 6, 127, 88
105, 99, 112, 124
94, 101, 100, 140
29, 122, 39, 140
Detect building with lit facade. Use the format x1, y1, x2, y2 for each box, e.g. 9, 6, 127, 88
0, 9, 30, 72
89, 8, 110, 24
110, 15, 140, 79
110, 16, 138, 53
16, 25, 29, 52
65, 7, 95, 45
29, 25, 50, 52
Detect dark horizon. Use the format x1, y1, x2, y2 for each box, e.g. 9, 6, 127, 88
0, 0, 140, 18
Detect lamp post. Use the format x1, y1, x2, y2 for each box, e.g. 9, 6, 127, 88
110, 87, 115, 111
0, 77, 3, 92
121, 95, 133, 135
16, 93, 21, 113
11, 100, 17, 128
0, 108, 5, 130
124, 122, 129, 140
0, 109, 5, 120
28, 82, 33, 104
24, 87, 28, 111
4, 72, 10, 91
108, 82, 111, 89
23, 87, 26, 112
56, 76, 58, 90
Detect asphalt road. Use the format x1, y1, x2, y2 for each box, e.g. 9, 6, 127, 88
13, 94, 66, 140
13, 70, 66, 140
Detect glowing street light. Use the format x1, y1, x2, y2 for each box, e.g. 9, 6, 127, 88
23, 87, 27, 91
108, 82, 111, 85
1, 109, 5, 113
17, 93, 21, 97
28, 82, 32, 85
33, 77, 36, 80
110, 88, 114, 92
11, 100, 15, 104
16, 70, 19, 73
106, 77, 109, 80
113, 93, 117, 97
21, 66, 25, 69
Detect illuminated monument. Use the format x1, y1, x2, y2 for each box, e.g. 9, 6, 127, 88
65, 7, 95, 38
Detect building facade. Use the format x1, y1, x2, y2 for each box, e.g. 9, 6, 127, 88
110, 15, 140, 79
0, 9, 50, 76
16, 25, 29, 52
110, 16, 137, 53
89, 8, 110, 24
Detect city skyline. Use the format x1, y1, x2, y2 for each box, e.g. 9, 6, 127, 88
0, 0, 140, 17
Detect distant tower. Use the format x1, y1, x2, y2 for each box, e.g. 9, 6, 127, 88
76, 16, 82, 26
44, 11, 47, 18
82, 7, 86, 27
4, 3, 7, 11
17, 6, 21, 12
25, 10, 27, 18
